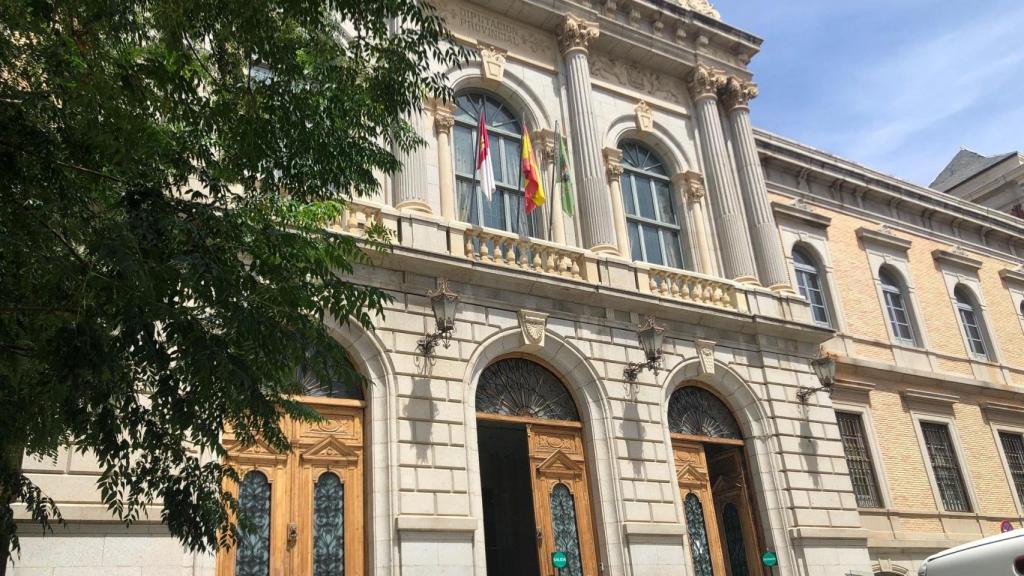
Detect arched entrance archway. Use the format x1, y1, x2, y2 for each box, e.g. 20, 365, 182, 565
669, 384, 763, 576
218, 352, 367, 576
475, 357, 599, 576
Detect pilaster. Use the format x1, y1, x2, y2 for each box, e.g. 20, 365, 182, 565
393, 111, 434, 214
432, 101, 456, 221
603, 147, 631, 258
674, 170, 714, 275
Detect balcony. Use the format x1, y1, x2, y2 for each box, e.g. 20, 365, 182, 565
332, 200, 820, 335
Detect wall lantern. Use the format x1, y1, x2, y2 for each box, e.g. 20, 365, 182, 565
624, 316, 666, 382
417, 278, 459, 357
798, 350, 837, 403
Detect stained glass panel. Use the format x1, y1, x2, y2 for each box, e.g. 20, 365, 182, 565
684, 493, 713, 576
722, 503, 750, 576
668, 386, 742, 439
313, 472, 345, 576
475, 358, 579, 421
235, 471, 271, 576
549, 484, 584, 576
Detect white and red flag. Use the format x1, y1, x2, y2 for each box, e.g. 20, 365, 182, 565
476, 111, 497, 201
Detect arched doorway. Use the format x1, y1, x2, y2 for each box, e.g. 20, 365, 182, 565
475, 357, 599, 576
218, 352, 366, 576
669, 384, 762, 576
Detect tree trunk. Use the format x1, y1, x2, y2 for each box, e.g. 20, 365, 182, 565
0, 440, 25, 576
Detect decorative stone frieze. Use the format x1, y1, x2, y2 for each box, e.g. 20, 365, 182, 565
477, 42, 507, 82
720, 76, 759, 112
518, 309, 549, 350
634, 101, 653, 132
558, 14, 599, 55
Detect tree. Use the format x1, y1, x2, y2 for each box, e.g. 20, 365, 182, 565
0, 0, 462, 572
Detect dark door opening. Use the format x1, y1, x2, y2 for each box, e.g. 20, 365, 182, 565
478, 420, 541, 576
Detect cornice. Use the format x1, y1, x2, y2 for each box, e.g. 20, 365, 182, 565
999, 267, 1024, 286
931, 249, 983, 271
980, 399, 1024, 422
771, 201, 831, 229
900, 388, 959, 409
856, 227, 912, 252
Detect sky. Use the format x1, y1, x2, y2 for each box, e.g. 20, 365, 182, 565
711, 0, 1024, 187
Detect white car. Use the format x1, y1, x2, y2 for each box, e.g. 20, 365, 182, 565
918, 529, 1024, 575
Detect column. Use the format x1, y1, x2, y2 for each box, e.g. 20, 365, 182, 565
559, 15, 618, 254
392, 111, 433, 214
721, 77, 791, 290
537, 129, 567, 244
687, 64, 757, 283
433, 102, 456, 221
603, 148, 631, 258
677, 171, 714, 275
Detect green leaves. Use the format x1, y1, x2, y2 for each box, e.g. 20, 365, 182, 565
0, 0, 464, 564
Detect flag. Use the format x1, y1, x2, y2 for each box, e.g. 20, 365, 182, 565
476, 111, 496, 201
521, 123, 545, 214
557, 132, 574, 216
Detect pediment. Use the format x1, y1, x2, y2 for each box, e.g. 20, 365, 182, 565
301, 435, 360, 465
226, 437, 289, 464
536, 449, 583, 479
711, 474, 744, 496
676, 461, 709, 487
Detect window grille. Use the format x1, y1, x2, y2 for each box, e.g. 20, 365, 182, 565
999, 431, 1024, 507
475, 358, 579, 421
668, 386, 741, 439
235, 471, 272, 576
836, 412, 882, 508
920, 422, 971, 512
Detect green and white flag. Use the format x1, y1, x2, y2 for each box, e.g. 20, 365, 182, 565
558, 132, 574, 216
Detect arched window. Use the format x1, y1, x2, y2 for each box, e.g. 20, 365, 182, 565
235, 471, 272, 576
453, 92, 542, 237
313, 472, 345, 576
619, 142, 685, 269
954, 285, 989, 358
475, 358, 579, 421
668, 386, 742, 440
879, 267, 917, 345
792, 246, 832, 327
296, 349, 364, 400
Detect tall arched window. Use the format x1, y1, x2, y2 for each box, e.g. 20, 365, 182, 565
879, 267, 917, 345
792, 246, 832, 327
235, 471, 272, 576
954, 285, 989, 358
453, 92, 541, 237
619, 142, 685, 269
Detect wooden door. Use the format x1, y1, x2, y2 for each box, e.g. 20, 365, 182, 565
673, 440, 726, 576
528, 423, 599, 576
218, 398, 364, 576
709, 449, 760, 576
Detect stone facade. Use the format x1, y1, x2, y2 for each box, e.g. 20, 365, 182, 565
9, 1, 1024, 576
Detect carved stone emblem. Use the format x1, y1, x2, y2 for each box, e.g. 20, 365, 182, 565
558, 14, 599, 54
671, 0, 721, 20
518, 309, 549, 350
634, 101, 653, 132
478, 42, 507, 82
695, 339, 716, 375
682, 171, 705, 202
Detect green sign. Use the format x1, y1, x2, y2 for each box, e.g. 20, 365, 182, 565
552, 551, 567, 569
761, 550, 778, 568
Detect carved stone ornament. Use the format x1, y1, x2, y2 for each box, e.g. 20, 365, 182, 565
670, 0, 721, 20
518, 309, 549, 350
433, 103, 455, 135
603, 147, 624, 182
478, 42, 507, 82
558, 14, 599, 55
687, 63, 726, 100
634, 100, 653, 132
683, 171, 706, 202
695, 339, 716, 375
719, 76, 759, 111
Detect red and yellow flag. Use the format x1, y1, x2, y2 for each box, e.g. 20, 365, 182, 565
521, 123, 545, 214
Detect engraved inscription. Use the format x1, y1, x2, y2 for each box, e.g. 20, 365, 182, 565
436, 0, 553, 60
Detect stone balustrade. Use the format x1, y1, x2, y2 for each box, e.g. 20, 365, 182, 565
638, 262, 742, 311
333, 200, 386, 237
462, 227, 592, 282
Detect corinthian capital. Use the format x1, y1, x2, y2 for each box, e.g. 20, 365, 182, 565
719, 76, 759, 111
559, 14, 599, 55
686, 63, 726, 101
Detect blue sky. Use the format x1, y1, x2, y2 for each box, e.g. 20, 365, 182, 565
712, 0, 1024, 187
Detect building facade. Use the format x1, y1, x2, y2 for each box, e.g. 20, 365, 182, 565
11, 1, 1024, 576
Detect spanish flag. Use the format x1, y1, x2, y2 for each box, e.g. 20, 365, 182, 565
521, 123, 545, 214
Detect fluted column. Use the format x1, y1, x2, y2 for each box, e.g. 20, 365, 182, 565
721, 77, 791, 290
687, 64, 757, 283
559, 15, 618, 254
603, 148, 631, 258
677, 171, 714, 274
392, 111, 433, 214
432, 102, 456, 221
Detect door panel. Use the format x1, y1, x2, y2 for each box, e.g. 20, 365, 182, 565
529, 424, 599, 576
673, 440, 726, 576
218, 399, 364, 576
709, 449, 760, 576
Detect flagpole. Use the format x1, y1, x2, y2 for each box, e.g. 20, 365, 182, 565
468, 105, 482, 227
547, 121, 559, 242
